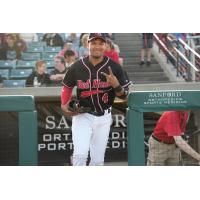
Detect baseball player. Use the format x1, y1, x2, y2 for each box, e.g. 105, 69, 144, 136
61, 33, 131, 166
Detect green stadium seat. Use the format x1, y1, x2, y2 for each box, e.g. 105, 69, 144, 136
26, 46, 44, 53
21, 52, 41, 61
47, 68, 53, 74
28, 41, 46, 47
44, 46, 62, 52
37, 33, 44, 41
16, 60, 36, 69
10, 69, 32, 79
42, 52, 58, 61
59, 33, 66, 41
45, 60, 55, 68
0, 60, 16, 69
3, 79, 26, 88
0, 69, 10, 79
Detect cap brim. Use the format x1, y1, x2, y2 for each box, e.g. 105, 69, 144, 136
88, 37, 106, 42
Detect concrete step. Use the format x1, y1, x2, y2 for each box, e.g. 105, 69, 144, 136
123, 65, 163, 72
117, 41, 142, 46
120, 47, 142, 51
132, 78, 170, 84
129, 71, 167, 77
124, 57, 157, 61
120, 47, 141, 53
115, 33, 141, 40
115, 33, 170, 84
123, 60, 158, 65
123, 61, 161, 69
120, 51, 157, 57
120, 52, 145, 57
116, 37, 141, 41
132, 77, 169, 82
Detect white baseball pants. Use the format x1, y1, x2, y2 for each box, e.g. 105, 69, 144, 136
71, 111, 112, 166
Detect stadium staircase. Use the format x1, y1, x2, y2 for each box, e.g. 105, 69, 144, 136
115, 33, 170, 84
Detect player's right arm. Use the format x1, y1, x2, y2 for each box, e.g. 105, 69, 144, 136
174, 135, 200, 161
61, 65, 78, 116
61, 86, 79, 116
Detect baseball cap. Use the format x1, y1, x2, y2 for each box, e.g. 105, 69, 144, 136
88, 33, 107, 42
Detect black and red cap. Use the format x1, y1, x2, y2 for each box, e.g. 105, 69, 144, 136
88, 33, 107, 42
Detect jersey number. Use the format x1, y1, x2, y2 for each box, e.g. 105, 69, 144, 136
102, 93, 109, 103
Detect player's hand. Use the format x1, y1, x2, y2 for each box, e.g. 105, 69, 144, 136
68, 99, 91, 113
61, 104, 79, 117
101, 67, 120, 88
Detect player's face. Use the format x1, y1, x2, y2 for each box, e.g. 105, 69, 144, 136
89, 39, 106, 59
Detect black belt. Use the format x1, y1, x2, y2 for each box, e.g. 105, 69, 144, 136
88, 108, 111, 116
152, 135, 175, 145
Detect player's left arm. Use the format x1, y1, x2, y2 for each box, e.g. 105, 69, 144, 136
101, 66, 131, 99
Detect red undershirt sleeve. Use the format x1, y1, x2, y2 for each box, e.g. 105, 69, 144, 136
61, 86, 73, 105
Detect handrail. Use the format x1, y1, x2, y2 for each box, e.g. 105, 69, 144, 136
167, 37, 200, 72
166, 36, 199, 72
187, 35, 200, 39
174, 46, 199, 71
153, 33, 176, 61
178, 38, 200, 60
154, 33, 200, 81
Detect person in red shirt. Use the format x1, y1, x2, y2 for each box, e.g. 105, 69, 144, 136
104, 38, 120, 64
147, 110, 200, 166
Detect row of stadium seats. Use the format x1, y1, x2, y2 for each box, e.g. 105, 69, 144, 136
0, 52, 58, 62
27, 41, 46, 47
0, 60, 55, 69
0, 68, 53, 80
21, 52, 58, 61
0, 69, 32, 79
35, 33, 68, 42
0, 42, 61, 87
26, 46, 61, 53
3, 79, 26, 87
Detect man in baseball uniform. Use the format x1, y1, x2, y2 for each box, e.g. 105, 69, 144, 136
61, 33, 131, 166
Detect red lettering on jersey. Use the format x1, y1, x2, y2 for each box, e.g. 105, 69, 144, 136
92, 79, 110, 88
77, 80, 90, 89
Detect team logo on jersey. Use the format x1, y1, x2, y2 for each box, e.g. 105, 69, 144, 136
92, 79, 110, 88
77, 79, 110, 89
77, 80, 90, 89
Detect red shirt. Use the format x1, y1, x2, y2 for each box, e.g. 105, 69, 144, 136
153, 111, 189, 143
104, 50, 119, 64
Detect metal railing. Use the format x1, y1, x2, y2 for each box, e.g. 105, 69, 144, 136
154, 33, 200, 81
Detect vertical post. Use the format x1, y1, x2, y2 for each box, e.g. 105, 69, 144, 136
19, 111, 38, 166
190, 38, 196, 81
176, 48, 179, 77
175, 39, 180, 77
127, 109, 145, 166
